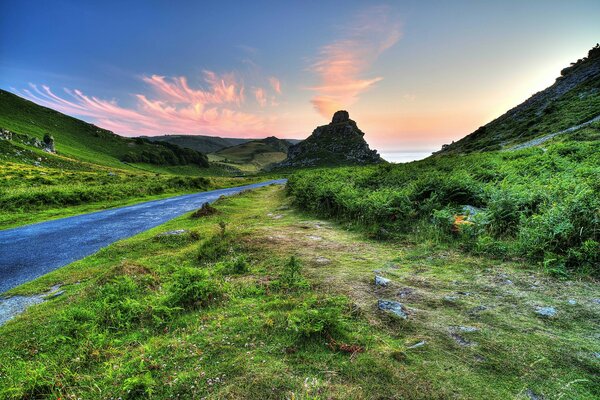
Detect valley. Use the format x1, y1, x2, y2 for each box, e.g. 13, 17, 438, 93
0, 40, 599, 399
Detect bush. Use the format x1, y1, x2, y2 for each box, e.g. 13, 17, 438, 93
216, 255, 250, 275
287, 296, 347, 340
167, 267, 224, 309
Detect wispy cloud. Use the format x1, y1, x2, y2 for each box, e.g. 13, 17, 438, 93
19, 70, 283, 136
269, 77, 281, 94
309, 6, 401, 117
254, 87, 267, 107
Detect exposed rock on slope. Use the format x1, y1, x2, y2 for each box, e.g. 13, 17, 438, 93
438, 45, 600, 154
277, 110, 383, 167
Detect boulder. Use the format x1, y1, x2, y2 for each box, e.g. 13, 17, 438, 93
375, 275, 391, 287
378, 299, 408, 319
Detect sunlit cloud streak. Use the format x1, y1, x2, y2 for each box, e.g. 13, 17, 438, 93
309, 6, 401, 117
269, 77, 281, 94
254, 87, 267, 107
20, 71, 282, 136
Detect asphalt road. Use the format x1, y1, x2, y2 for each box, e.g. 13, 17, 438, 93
0, 179, 286, 294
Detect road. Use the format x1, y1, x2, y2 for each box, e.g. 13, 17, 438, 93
0, 179, 286, 294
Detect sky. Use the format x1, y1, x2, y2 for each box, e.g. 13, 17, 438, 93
1, 0, 599, 161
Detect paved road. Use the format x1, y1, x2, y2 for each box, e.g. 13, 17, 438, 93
0, 179, 286, 294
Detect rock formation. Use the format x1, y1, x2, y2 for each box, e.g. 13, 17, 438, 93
277, 110, 383, 167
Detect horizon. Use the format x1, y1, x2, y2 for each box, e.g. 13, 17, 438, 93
1, 0, 599, 161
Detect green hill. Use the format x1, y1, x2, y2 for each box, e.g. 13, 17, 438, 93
142, 134, 251, 154
0, 89, 208, 170
209, 136, 294, 172
439, 45, 600, 154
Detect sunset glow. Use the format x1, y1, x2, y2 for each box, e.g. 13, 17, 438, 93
2, 1, 599, 158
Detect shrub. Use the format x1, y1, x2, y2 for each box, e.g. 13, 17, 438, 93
167, 267, 224, 309
217, 255, 250, 275
287, 296, 347, 340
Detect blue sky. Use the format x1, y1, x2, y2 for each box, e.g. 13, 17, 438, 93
1, 0, 599, 156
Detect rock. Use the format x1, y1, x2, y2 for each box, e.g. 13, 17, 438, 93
443, 295, 459, 303
378, 299, 408, 319
45, 290, 65, 299
375, 275, 391, 287
315, 256, 330, 265
450, 333, 474, 347
275, 110, 383, 168
592, 298, 600, 305
331, 110, 350, 124
525, 388, 544, 400
157, 229, 188, 237
454, 326, 479, 333
567, 299, 577, 305
535, 306, 556, 318
0, 128, 12, 140
407, 340, 426, 349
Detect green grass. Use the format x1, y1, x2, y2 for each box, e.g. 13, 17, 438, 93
1, 186, 598, 399
209, 138, 290, 173
287, 130, 600, 277
442, 48, 600, 153
0, 89, 209, 171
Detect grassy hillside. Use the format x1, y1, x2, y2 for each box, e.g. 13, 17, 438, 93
0, 90, 260, 228
287, 125, 600, 277
440, 45, 600, 153
0, 89, 208, 171
143, 134, 251, 154
1, 186, 598, 399
209, 136, 292, 172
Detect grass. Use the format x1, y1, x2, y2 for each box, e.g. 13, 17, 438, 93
0, 89, 209, 171
1, 186, 598, 399
286, 127, 600, 277
208, 139, 290, 173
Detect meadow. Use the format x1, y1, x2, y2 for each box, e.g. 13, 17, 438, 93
1, 186, 597, 399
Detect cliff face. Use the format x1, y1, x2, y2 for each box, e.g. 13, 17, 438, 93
277, 110, 383, 168
438, 45, 600, 154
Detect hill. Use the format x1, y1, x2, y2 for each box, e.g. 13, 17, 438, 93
439, 45, 600, 153
0, 89, 208, 170
209, 136, 293, 172
142, 134, 251, 154
277, 110, 383, 168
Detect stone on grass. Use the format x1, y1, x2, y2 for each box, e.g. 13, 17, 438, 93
378, 299, 408, 319
157, 229, 188, 237
375, 275, 391, 287
535, 306, 556, 318
567, 299, 577, 305
407, 340, 426, 349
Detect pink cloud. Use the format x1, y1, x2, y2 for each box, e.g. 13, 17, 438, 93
20, 71, 283, 137
309, 6, 401, 117
269, 77, 282, 94
254, 87, 267, 107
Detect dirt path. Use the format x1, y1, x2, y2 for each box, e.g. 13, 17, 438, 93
509, 114, 600, 150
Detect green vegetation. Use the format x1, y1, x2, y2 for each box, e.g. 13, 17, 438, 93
287, 126, 600, 277
144, 134, 250, 154
441, 45, 600, 153
1, 186, 598, 399
0, 90, 210, 171
209, 137, 292, 173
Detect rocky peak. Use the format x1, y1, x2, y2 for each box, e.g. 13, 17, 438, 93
275, 110, 383, 168
331, 110, 350, 124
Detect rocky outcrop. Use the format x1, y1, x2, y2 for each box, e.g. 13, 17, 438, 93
276, 110, 383, 168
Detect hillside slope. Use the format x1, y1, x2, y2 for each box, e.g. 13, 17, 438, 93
143, 134, 251, 154
210, 136, 293, 171
0, 90, 208, 170
439, 45, 600, 153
